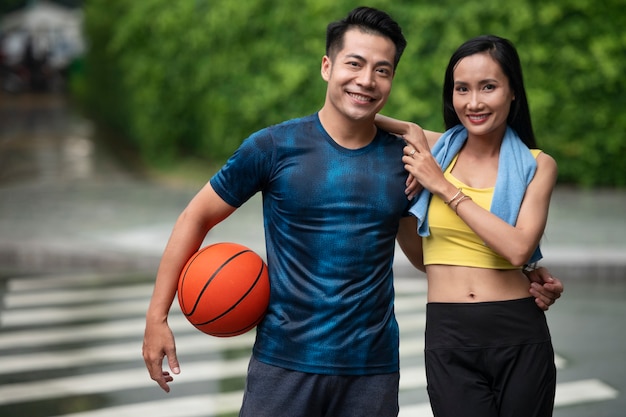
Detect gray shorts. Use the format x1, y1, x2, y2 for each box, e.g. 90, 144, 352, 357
239, 356, 399, 417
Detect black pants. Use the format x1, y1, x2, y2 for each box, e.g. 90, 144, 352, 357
425, 297, 556, 417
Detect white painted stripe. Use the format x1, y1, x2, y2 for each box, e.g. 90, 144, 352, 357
394, 277, 429, 293
399, 402, 434, 417
0, 357, 250, 406
6, 274, 426, 295
4, 284, 155, 307
0, 360, 428, 406
46, 394, 435, 417
0, 298, 151, 327
1, 274, 611, 416
0, 300, 426, 329
0, 333, 253, 374
2, 290, 542, 330
0, 316, 187, 349
48, 392, 245, 417
554, 354, 566, 369
0, 295, 187, 328
5, 273, 423, 293
399, 365, 427, 389
50, 392, 244, 417
43, 379, 621, 417
399, 337, 425, 357
555, 378, 618, 406
0, 331, 427, 375
397, 312, 426, 332
1, 278, 425, 326
7, 273, 151, 291
0, 311, 423, 354
394, 295, 428, 312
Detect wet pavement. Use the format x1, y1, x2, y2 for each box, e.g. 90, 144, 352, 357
0, 93, 625, 416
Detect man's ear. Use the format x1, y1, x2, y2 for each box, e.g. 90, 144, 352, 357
321, 55, 331, 81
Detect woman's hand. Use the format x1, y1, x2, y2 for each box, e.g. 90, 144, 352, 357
401, 144, 452, 198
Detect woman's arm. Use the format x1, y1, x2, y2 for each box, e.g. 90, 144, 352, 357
375, 114, 442, 149
448, 152, 558, 266
401, 149, 557, 267
375, 114, 443, 199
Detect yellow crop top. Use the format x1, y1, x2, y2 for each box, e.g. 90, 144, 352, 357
423, 149, 542, 269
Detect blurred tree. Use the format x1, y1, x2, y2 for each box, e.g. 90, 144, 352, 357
0, 0, 29, 15
80, 0, 626, 186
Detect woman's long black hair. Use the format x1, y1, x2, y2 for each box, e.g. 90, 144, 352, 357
442, 35, 537, 148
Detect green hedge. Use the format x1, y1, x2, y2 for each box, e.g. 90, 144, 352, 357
81, 0, 626, 186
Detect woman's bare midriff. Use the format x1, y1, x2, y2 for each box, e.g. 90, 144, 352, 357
425, 264, 531, 303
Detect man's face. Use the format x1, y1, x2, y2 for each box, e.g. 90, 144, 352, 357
321, 28, 396, 123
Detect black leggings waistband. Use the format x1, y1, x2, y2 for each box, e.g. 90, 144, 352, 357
425, 297, 551, 349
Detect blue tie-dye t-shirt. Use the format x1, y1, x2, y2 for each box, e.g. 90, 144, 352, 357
210, 113, 412, 375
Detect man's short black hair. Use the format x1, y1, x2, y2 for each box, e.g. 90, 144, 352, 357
326, 6, 407, 71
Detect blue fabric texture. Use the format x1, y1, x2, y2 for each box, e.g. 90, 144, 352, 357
210, 114, 412, 375
409, 124, 542, 264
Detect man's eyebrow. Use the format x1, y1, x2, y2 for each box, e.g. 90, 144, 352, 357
344, 53, 393, 68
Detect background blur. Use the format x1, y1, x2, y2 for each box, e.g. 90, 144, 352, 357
2, 0, 625, 187
1, 2, 625, 417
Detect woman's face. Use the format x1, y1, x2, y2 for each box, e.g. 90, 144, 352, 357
452, 52, 515, 140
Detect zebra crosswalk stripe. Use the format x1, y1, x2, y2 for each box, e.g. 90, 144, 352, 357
0, 273, 619, 416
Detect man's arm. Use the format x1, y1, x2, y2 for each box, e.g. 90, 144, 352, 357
142, 182, 236, 392
396, 216, 425, 272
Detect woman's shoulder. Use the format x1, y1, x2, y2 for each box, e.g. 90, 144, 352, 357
532, 149, 558, 180
531, 149, 557, 165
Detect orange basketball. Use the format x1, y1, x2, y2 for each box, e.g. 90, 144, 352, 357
177, 242, 270, 337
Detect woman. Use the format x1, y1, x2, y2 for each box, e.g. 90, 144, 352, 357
378, 35, 558, 416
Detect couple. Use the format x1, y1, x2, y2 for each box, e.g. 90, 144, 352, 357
143, 6, 561, 417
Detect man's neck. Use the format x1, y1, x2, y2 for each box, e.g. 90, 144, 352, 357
318, 108, 377, 150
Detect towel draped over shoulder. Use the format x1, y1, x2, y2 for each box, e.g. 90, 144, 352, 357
409, 124, 542, 264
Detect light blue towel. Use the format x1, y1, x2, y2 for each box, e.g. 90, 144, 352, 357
409, 124, 542, 264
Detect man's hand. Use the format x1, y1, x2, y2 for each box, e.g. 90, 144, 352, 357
405, 174, 422, 200
526, 266, 564, 311
142, 321, 180, 392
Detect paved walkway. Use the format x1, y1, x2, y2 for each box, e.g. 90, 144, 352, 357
0, 93, 625, 279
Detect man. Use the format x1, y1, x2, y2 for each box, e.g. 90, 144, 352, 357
143, 7, 562, 416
